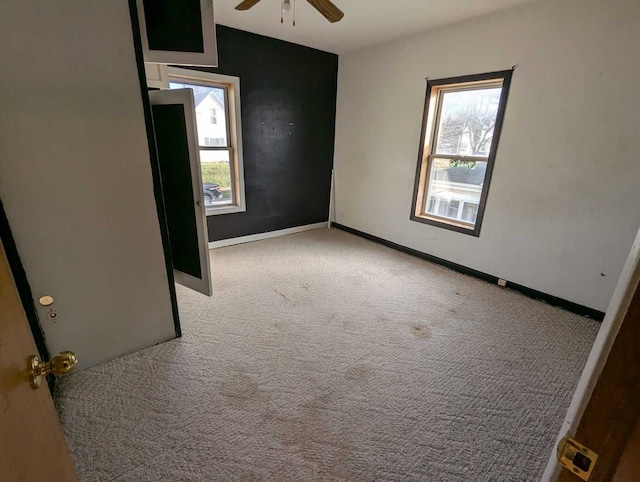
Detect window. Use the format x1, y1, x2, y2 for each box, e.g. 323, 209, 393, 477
203, 137, 225, 147
411, 71, 512, 236
168, 68, 246, 216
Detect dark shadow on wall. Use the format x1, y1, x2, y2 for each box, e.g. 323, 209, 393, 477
183, 25, 338, 241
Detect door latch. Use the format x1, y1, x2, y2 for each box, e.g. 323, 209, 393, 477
558, 436, 598, 481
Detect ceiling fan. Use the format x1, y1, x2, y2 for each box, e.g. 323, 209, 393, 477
235, 0, 345, 24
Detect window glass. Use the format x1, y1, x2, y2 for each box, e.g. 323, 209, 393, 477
204, 137, 225, 146
462, 203, 479, 224
200, 150, 232, 206
169, 81, 228, 147
435, 87, 501, 157
170, 81, 233, 208
424, 159, 488, 223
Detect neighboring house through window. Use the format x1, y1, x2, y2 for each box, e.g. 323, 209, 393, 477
203, 137, 225, 147
168, 68, 246, 216
411, 70, 512, 236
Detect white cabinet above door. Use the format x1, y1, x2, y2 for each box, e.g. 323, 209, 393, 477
137, 0, 218, 66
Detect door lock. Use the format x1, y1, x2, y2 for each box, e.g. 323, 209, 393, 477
28, 351, 78, 389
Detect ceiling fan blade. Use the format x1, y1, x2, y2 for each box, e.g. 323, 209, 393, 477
235, 0, 263, 11
305, 0, 344, 23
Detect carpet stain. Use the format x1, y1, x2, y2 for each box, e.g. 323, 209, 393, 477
219, 366, 269, 406
238, 470, 262, 481
274, 289, 293, 302
345, 364, 375, 382
411, 324, 431, 339
265, 393, 352, 478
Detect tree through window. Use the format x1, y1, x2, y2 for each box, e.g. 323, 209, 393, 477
436, 88, 501, 156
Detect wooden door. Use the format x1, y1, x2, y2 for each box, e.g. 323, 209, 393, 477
556, 278, 640, 481
0, 239, 77, 481
546, 226, 640, 481
612, 419, 640, 481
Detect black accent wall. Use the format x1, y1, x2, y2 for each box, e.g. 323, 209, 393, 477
185, 25, 338, 241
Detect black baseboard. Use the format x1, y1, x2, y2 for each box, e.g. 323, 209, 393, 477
332, 223, 605, 321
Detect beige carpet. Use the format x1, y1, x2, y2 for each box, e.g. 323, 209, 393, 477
55, 228, 600, 481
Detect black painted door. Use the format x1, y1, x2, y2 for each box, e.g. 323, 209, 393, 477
149, 89, 212, 296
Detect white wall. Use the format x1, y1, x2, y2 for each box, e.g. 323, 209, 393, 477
334, 0, 640, 312
0, 0, 176, 369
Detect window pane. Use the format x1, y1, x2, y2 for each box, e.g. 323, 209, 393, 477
462, 202, 479, 224
200, 150, 232, 206
169, 81, 228, 148
203, 137, 226, 146
435, 87, 502, 156
424, 159, 488, 226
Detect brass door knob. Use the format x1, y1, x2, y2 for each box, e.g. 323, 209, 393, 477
28, 351, 78, 389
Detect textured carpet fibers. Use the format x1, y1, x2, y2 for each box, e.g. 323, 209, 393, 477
55, 228, 600, 481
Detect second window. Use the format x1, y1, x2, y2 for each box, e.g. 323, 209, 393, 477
411, 70, 512, 236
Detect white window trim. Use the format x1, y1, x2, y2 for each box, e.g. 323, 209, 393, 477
167, 67, 246, 216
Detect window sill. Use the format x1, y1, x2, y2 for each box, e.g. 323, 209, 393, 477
410, 212, 480, 237
206, 204, 246, 216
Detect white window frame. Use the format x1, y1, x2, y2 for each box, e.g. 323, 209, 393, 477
167, 67, 246, 216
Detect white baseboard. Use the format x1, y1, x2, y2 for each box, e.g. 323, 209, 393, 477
208, 222, 328, 249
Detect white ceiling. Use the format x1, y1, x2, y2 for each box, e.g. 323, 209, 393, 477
214, 0, 537, 54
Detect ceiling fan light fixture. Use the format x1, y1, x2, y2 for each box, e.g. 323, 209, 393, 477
236, 0, 344, 24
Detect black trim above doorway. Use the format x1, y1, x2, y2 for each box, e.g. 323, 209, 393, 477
332, 222, 606, 321
128, 0, 181, 337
